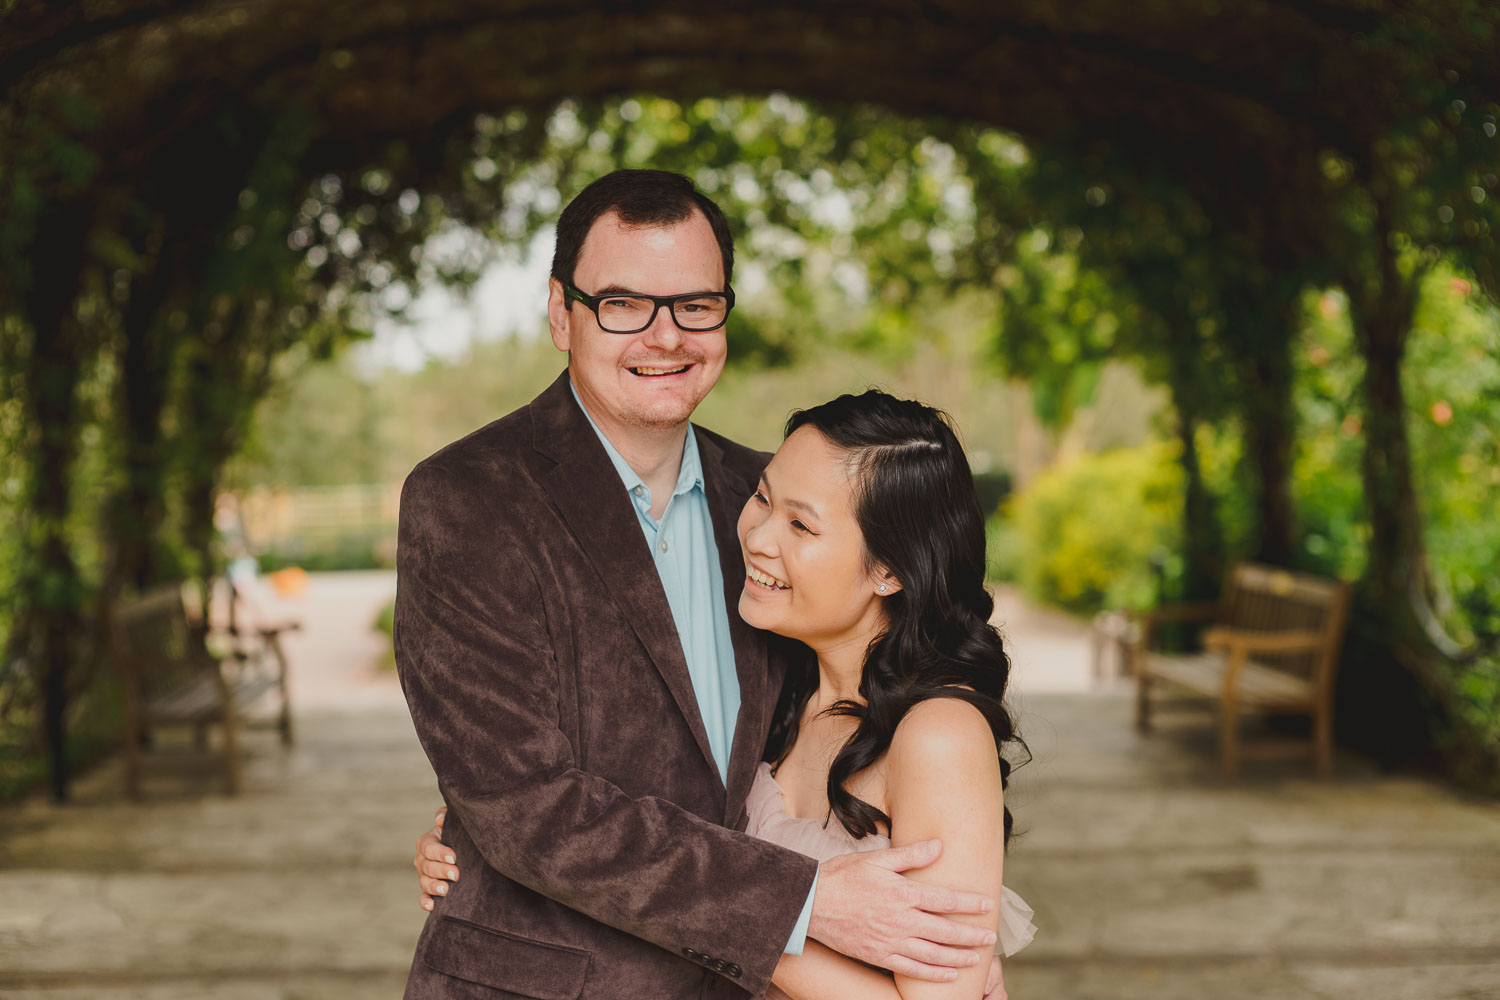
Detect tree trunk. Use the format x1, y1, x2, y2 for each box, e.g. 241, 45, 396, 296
106, 155, 239, 597
1345, 191, 1433, 630
1163, 333, 1223, 602
1175, 407, 1221, 598
1340, 192, 1470, 771
1241, 351, 1297, 565
111, 269, 178, 594
177, 299, 263, 586
1354, 300, 1425, 615
1220, 278, 1301, 567
17, 207, 90, 803
1341, 287, 1449, 766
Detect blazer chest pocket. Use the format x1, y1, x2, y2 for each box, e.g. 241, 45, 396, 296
423, 915, 592, 999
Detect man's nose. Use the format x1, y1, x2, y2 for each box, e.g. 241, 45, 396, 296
640, 303, 685, 351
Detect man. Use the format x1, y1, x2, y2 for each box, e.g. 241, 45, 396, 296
397, 169, 1001, 998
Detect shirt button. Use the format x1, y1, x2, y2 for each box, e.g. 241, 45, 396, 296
633, 486, 645, 496
659, 540, 669, 553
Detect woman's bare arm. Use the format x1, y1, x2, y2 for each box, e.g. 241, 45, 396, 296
770, 696, 1006, 1000
770, 940, 906, 1000
885, 698, 1005, 1000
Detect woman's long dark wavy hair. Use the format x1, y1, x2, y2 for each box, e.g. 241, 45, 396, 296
763, 390, 1027, 846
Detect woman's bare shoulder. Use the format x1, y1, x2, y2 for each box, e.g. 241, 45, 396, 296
884, 696, 1004, 844
888, 696, 999, 776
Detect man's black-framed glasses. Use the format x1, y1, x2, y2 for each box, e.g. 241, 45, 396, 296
563, 283, 735, 334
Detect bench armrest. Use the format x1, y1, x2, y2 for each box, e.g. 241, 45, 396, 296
1202, 628, 1325, 655
204, 621, 292, 680
256, 621, 302, 639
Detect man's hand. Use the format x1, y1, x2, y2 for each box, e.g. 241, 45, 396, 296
809, 839, 997, 982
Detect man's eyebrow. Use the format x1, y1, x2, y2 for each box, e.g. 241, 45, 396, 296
759, 474, 821, 520
589, 284, 723, 297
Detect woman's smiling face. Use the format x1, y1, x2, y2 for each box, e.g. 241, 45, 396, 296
736, 426, 897, 647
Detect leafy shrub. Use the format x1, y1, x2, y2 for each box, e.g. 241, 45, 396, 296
984, 514, 1023, 584
256, 534, 392, 573
373, 597, 395, 637
1004, 441, 1183, 614
374, 597, 396, 670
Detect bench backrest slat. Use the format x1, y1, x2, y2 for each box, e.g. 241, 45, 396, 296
1218, 563, 1352, 691
115, 585, 216, 699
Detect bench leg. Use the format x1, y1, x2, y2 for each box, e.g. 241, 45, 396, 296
222, 715, 243, 796
271, 636, 294, 747
123, 723, 143, 801
1218, 696, 1239, 778
1314, 705, 1333, 777
216, 671, 244, 796
121, 680, 144, 800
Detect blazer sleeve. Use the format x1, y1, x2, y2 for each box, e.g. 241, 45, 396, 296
394, 461, 818, 996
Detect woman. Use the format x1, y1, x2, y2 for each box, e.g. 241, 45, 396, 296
413, 391, 1035, 999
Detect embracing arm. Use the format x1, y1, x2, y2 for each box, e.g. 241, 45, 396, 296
396, 463, 815, 995
769, 698, 1006, 1000
887, 698, 1005, 1000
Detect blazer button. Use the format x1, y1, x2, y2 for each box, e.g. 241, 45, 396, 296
681, 947, 702, 961
726, 964, 742, 978
710, 958, 728, 973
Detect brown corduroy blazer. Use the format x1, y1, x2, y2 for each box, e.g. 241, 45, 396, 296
396, 371, 818, 1000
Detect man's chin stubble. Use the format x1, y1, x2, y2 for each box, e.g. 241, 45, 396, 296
619, 404, 702, 430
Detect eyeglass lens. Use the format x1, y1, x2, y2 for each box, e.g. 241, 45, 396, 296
597, 294, 728, 333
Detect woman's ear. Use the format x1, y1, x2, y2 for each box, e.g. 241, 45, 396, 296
873, 569, 903, 596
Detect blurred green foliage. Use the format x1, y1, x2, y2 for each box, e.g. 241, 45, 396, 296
991, 261, 1500, 772
1002, 442, 1183, 614
373, 597, 396, 671
1288, 268, 1500, 638
998, 264, 1500, 623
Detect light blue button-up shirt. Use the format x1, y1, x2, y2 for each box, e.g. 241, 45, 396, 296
571, 384, 816, 955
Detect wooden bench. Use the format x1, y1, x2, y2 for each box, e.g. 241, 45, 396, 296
1131, 563, 1352, 776
113, 580, 296, 798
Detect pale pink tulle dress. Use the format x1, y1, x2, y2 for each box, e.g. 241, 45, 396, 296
746, 761, 1037, 1000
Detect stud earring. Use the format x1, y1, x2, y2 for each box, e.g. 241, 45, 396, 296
877, 583, 888, 593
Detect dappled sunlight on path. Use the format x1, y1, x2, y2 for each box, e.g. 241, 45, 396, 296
2, 573, 1498, 998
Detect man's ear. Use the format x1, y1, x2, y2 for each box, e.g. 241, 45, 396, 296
547, 277, 571, 352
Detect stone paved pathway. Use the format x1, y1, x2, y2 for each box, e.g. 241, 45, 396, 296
2, 571, 1498, 999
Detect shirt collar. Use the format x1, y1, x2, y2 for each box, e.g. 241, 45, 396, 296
674, 420, 705, 498
570, 378, 702, 501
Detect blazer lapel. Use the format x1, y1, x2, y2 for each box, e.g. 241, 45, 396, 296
696, 427, 771, 828
531, 373, 723, 795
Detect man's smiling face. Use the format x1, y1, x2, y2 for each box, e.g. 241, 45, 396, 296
548, 209, 728, 438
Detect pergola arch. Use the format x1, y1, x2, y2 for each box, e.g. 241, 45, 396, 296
4, 2, 1369, 182
4, 1, 1497, 801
